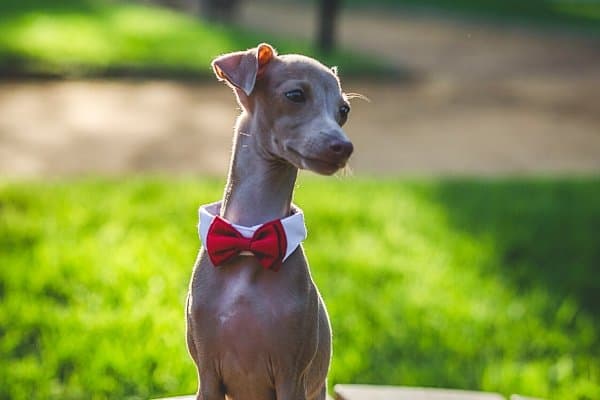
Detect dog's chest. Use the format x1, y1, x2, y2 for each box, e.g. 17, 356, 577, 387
218, 270, 301, 324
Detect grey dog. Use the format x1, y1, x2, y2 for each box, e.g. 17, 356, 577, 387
186, 43, 353, 400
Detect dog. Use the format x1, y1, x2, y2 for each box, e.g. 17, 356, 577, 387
186, 43, 353, 400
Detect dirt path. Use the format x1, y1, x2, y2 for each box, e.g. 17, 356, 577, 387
1, 2, 599, 177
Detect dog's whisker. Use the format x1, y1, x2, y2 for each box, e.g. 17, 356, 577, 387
335, 164, 354, 178
345, 92, 371, 103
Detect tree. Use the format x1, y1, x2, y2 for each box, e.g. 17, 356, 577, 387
317, 0, 341, 53
199, 0, 239, 23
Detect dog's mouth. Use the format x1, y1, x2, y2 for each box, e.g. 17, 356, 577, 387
286, 147, 348, 175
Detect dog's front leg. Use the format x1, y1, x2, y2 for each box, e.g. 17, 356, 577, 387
197, 369, 224, 400
275, 379, 307, 400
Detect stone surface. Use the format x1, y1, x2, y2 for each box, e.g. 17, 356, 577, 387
335, 384, 505, 400
151, 388, 548, 400
152, 397, 195, 400
153, 395, 335, 400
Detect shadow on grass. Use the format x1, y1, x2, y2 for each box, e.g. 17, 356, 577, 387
430, 178, 600, 315
345, 0, 600, 32
0, 0, 99, 18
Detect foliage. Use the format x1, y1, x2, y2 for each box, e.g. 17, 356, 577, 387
0, 0, 391, 78
1, 177, 599, 399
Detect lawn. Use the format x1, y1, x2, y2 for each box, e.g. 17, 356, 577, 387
346, 0, 600, 31
0, 0, 390, 78
1, 177, 599, 400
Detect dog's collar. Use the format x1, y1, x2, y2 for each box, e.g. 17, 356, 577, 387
198, 201, 307, 261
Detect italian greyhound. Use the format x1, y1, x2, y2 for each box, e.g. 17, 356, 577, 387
186, 43, 353, 400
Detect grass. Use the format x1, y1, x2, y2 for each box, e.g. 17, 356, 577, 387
1, 177, 599, 400
0, 0, 392, 78
345, 0, 600, 32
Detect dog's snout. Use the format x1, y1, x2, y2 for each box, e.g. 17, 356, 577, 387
329, 138, 354, 159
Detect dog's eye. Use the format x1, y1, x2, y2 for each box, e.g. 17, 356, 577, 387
340, 104, 350, 117
285, 89, 306, 103
339, 104, 350, 123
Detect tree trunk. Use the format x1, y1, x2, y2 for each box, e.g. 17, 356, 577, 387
317, 0, 341, 53
199, 0, 239, 23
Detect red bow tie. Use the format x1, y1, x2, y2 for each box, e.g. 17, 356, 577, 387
206, 216, 288, 271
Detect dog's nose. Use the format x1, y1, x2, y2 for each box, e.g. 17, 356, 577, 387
329, 139, 354, 159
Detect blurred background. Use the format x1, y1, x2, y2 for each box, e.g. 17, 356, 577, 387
1, 0, 599, 399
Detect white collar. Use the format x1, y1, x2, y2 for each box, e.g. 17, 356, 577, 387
198, 201, 307, 261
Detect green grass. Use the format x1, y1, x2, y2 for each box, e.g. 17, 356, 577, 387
0, 0, 391, 78
345, 0, 600, 31
1, 177, 599, 399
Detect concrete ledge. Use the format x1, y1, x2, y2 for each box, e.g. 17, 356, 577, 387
153, 397, 194, 400
334, 384, 505, 400
153, 388, 544, 400
153, 395, 334, 400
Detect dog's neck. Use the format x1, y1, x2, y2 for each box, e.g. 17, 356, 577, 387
221, 112, 298, 227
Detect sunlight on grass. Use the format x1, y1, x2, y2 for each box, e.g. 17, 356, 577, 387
4, 14, 114, 64
1, 177, 599, 399
0, 4, 237, 73
0, 0, 392, 77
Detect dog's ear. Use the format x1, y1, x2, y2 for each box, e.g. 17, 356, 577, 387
212, 43, 276, 96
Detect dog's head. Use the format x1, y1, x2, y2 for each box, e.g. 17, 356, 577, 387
212, 43, 353, 175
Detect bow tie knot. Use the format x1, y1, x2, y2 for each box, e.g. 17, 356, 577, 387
206, 216, 288, 271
